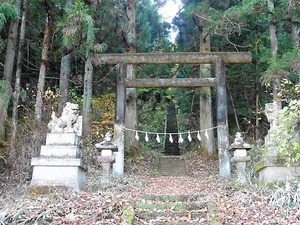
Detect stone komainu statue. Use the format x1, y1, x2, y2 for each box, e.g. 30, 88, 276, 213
47, 102, 82, 136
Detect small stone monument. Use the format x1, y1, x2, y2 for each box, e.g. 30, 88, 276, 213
95, 132, 118, 182
230, 132, 251, 184
31, 102, 87, 191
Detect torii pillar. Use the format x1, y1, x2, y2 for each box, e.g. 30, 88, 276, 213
113, 63, 126, 177
216, 57, 230, 177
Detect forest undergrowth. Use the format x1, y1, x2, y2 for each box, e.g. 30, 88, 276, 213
0, 150, 300, 224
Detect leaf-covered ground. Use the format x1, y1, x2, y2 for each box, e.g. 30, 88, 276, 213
0, 151, 299, 224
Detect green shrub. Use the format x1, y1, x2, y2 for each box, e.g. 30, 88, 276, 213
276, 100, 300, 166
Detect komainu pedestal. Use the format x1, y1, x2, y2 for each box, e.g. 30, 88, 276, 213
31, 103, 87, 191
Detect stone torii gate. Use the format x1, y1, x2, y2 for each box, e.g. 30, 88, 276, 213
92, 52, 252, 178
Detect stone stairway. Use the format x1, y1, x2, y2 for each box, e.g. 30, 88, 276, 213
127, 195, 213, 225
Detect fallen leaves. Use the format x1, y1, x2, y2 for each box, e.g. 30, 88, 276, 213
1, 151, 300, 224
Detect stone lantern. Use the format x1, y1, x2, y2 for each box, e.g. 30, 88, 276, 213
95, 132, 118, 182
229, 132, 251, 184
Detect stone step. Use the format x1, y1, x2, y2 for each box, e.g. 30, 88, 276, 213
135, 202, 206, 212
134, 217, 205, 225
135, 208, 206, 219
159, 156, 187, 176
131, 195, 209, 225
140, 195, 204, 202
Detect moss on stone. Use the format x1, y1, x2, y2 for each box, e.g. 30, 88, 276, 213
254, 161, 266, 172
121, 205, 135, 224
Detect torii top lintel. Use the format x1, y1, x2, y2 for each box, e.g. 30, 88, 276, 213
92, 52, 252, 65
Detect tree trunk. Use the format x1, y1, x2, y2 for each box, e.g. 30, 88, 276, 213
58, 53, 71, 114
35, 9, 53, 123
10, 0, 27, 156
82, 56, 93, 137
288, 0, 300, 48
199, 1, 215, 158
4, 0, 21, 84
1, 0, 21, 141
58, 0, 74, 114
289, 0, 300, 83
124, 0, 137, 151
81, 0, 96, 138
89, 0, 97, 7
268, 0, 278, 57
267, 0, 281, 120
255, 91, 260, 140
0, 81, 11, 141
292, 23, 300, 48
291, 22, 300, 48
